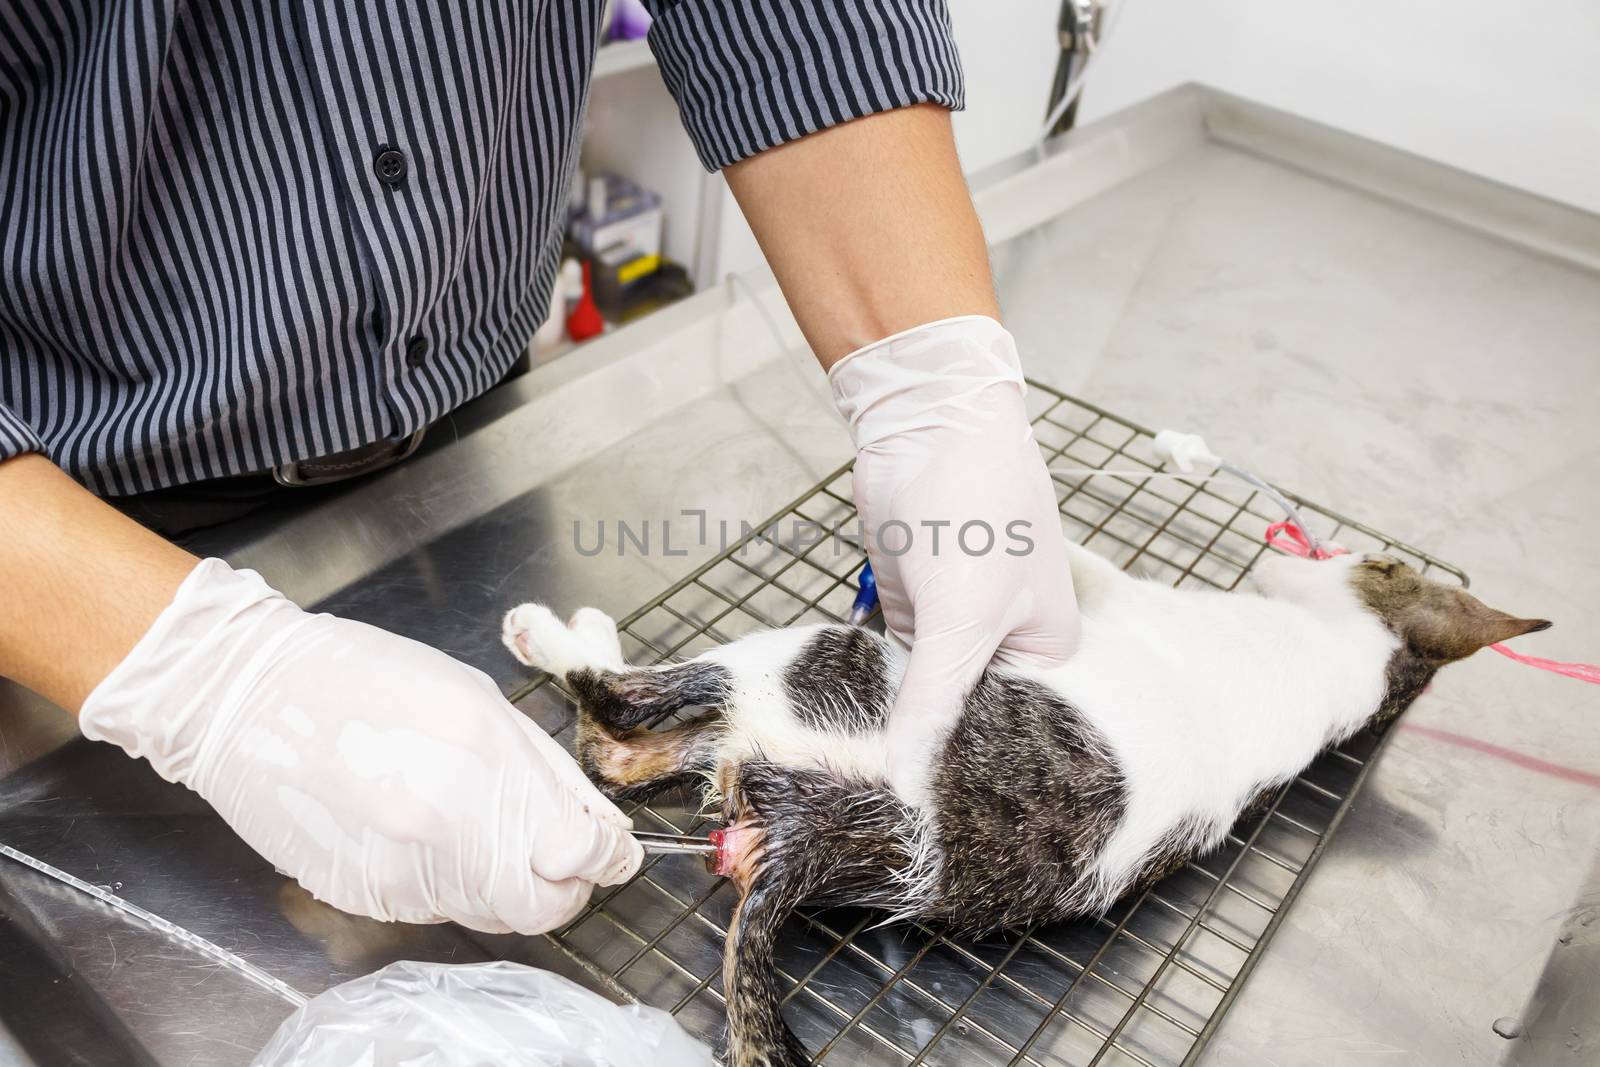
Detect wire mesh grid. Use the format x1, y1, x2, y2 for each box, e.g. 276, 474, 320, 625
507, 382, 1469, 1066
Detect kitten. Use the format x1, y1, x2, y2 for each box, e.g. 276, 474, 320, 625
502, 542, 1548, 1067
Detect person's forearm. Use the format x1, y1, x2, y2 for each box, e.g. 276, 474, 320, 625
724, 104, 999, 369
0, 454, 197, 711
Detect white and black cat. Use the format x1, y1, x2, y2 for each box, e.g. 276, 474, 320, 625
503, 541, 1548, 1067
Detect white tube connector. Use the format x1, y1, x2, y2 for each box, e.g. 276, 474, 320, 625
1152, 430, 1221, 474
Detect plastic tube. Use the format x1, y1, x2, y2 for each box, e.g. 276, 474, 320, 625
1050, 462, 1325, 555
0, 841, 309, 1007
1217, 460, 1324, 556
1049, 468, 1236, 481
728, 273, 787, 347
848, 561, 878, 625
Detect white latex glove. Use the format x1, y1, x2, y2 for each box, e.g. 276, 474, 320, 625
79, 558, 641, 934
830, 315, 1080, 806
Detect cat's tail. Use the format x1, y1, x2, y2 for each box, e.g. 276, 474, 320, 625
723, 846, 813, 1067
720, 761, 928, 1067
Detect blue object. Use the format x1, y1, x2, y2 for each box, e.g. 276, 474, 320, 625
848, 562, 879, 626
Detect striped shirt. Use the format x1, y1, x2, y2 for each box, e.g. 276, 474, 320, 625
0, 1, 963, 497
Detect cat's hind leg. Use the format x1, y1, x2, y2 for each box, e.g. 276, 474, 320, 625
718, 760, 930, 1067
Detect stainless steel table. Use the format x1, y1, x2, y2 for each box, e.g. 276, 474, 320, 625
2, 86, 1596, 1066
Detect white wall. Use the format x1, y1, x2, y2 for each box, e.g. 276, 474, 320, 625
705, 0, 1064, 281
614, 1, 1600, 284
708, 0, 1065, 280
584, 62, 708, 274
1062, 0, 1600, 215
946, 0, 1063, 173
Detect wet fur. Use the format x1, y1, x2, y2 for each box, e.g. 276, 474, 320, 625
502, 546, 1547, 1067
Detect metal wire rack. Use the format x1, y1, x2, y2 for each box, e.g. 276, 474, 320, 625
507, 382, 1469, 1066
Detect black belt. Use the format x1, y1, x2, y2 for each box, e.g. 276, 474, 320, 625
109, 427, 430, 542
269, 427, 427, 487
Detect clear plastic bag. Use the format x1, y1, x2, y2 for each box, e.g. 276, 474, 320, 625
250, 960, 715, 1067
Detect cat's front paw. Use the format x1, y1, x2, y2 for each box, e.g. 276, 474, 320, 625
502, 603, 568, 673
502, 603, 625, 676
568, 607, 625, 671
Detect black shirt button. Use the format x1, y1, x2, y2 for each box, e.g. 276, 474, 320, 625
405, 336, 429, 368
374, 147, 407, 187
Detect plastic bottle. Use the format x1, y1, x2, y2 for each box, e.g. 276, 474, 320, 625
567, 261, 605, 342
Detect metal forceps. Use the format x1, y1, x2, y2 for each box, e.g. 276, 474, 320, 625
630, 830, 720, 856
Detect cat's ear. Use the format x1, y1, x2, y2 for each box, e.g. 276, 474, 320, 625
1470, 611, 1552, 646
1350, 558, 1551, 661
1426, 590, 1551, 660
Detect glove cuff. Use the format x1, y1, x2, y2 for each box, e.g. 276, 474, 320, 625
79, 558, 291, 783
827, 316, 1026, 450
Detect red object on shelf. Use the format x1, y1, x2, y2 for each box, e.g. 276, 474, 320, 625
567, 261, 605, 342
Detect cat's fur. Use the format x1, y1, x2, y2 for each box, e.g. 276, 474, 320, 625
502, 543, 1548, 1067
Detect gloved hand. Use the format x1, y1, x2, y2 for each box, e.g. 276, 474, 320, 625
79, 559, 640, 934
830, 316, 1080, 806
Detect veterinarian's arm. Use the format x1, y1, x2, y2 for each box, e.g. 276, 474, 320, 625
725, 104, 996, 367
725, 106, 1081, 806
0, 453, 640, 934
0, 454, 197, 711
